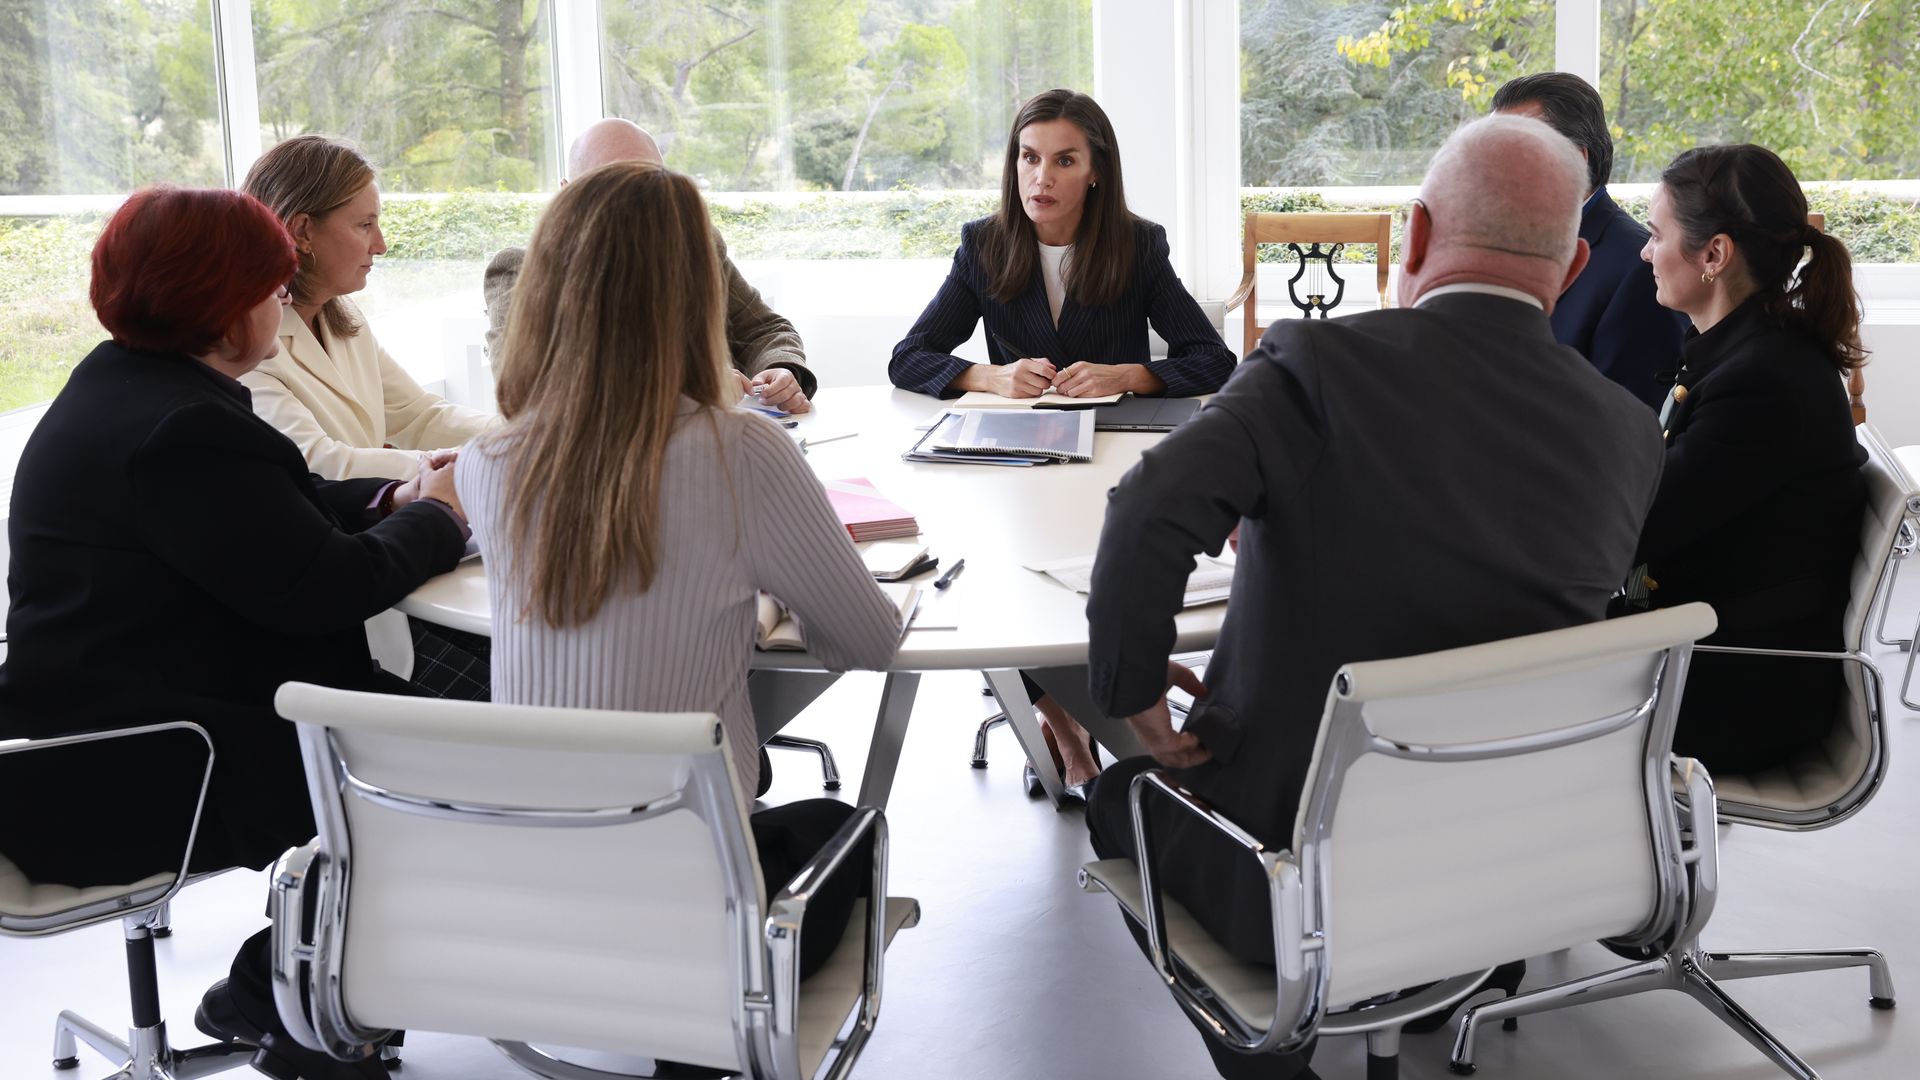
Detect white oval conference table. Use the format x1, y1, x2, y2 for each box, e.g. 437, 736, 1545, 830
399, 384, 1225, 807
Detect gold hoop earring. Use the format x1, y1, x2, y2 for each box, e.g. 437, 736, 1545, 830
1700, 271, 1715, 285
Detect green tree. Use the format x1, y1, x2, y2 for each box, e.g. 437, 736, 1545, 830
252, 0, 555, 191
1328, 0, 1920, 183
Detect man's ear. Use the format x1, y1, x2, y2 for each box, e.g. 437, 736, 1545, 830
1545, 238, 1592, 316
1396, 200, 1431, 307
1401, 201, 1431, 276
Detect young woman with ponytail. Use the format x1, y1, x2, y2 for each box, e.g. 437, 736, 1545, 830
1634, 142, 1868, 773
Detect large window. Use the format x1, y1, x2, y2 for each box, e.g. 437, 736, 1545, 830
1240, 0, 1555, 187
251, 1, 564, 373
601, 0, 1093, 259
1599, 0, 1920, 183
0, 0, 223, 413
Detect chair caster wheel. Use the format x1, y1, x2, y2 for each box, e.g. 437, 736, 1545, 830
1448, 1063, 1476, 1075
823, 780, 842, 791
1871, 996, 1896, 1010
52, 1057, 79, 1071
1503, 1017, 1519, 1031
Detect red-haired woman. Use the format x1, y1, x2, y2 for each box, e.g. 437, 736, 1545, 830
0, 186, 461, 1079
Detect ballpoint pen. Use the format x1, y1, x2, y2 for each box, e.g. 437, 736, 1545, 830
934, 559, 966, 589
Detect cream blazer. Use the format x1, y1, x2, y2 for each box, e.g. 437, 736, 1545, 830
242, 302, 496, 480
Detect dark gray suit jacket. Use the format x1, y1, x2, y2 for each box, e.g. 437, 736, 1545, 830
1087, 290, 1664, 964
483, 234, 816, 397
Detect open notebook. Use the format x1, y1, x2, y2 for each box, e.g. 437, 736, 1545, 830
953, 389, 1125, 409
755, 582, 921, 651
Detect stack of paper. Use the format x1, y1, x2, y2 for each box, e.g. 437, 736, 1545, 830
824, 477, 919, 541
1025, 553, 1235, 608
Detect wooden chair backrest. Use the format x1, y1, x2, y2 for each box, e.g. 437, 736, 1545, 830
1230, 212, 1394, 356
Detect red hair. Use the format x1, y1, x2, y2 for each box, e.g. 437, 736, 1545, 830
90, 186, 298, 357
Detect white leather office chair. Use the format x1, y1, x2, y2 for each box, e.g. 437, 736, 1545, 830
1081, 604, 1719, 1080
1450, 425, 1913, 1079
0, 722, 254, 1080
265, 683, 919, 1080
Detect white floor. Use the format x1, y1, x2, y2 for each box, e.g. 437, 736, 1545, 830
7, 591, 1920, 1079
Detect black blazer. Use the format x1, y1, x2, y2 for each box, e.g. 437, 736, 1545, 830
1637, 296, 1865, 771
1088, 292, 1663, 964
1551, 188, 1690, 409
0, 342, 466, 887
889, 217, 1236, 398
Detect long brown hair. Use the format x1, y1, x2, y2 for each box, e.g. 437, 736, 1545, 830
979, 89, 1137, 308
242, 134, 377, 341
1661, 144, 1866, 372
489, 162, 731, 627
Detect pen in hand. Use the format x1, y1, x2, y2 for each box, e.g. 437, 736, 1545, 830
934, 558, 966, 590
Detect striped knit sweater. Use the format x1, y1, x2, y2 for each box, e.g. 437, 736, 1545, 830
457, 400, 904, 794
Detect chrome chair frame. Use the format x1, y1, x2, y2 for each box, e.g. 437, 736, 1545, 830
1449, 450, 1911, 1079
1450, 759, 1892, 1079
1696, 645, 1890, 830
766, 733, 843, 790
268, 721, 900, 1080
1083, 641, 1698, 1078
1, 723, 253, 1080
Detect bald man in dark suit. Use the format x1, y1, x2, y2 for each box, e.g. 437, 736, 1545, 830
1081, 115, 1665, 1080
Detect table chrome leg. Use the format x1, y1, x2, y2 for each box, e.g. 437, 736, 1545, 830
856, 672, 920, 809
981, 668, 1064, 807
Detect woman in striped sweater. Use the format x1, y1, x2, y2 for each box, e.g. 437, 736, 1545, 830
458, 161, 903, 982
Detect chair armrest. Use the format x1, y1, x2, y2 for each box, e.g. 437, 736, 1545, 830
267, 843, 325, 1053
0, 722, 215, 932
1225, 269, 1256, 313
1669, 756, 1720, 945
1128, 769, 1315, 1055
1691, 644, 1884, 720
764, 806, 890, 1077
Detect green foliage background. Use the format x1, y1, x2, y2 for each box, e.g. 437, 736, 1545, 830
7, 185, 1914, 412
1243, 0, 1920, 186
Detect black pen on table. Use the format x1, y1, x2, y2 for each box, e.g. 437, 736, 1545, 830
934, 559, 966, 590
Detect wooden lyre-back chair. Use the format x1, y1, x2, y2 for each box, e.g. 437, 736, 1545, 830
1225, 212, 1394, 356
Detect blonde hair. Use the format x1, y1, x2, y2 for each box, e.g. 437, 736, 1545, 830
491, 162, 732, 627
242, 134, 377, 340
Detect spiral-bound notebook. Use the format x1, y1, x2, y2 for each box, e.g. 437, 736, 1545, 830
929, 408, 1095, 463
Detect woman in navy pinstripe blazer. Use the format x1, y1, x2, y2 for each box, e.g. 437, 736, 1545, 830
892, 90, 1234, 795
890, 89, 1235, 402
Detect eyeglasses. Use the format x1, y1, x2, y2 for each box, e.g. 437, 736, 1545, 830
275, 284, 292, 303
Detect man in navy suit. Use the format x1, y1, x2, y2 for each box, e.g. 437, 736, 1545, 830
1492, 73, 1688, 409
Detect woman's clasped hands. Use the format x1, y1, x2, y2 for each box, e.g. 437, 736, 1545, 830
991, 355, 1154, 398
392, 449, 465, 519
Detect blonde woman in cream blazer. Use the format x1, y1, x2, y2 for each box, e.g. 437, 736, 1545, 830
241, 300, 495, 480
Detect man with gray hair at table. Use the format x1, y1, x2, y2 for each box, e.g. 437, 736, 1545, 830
482, 117, 817, 413
1078, 114, 1665, 1080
